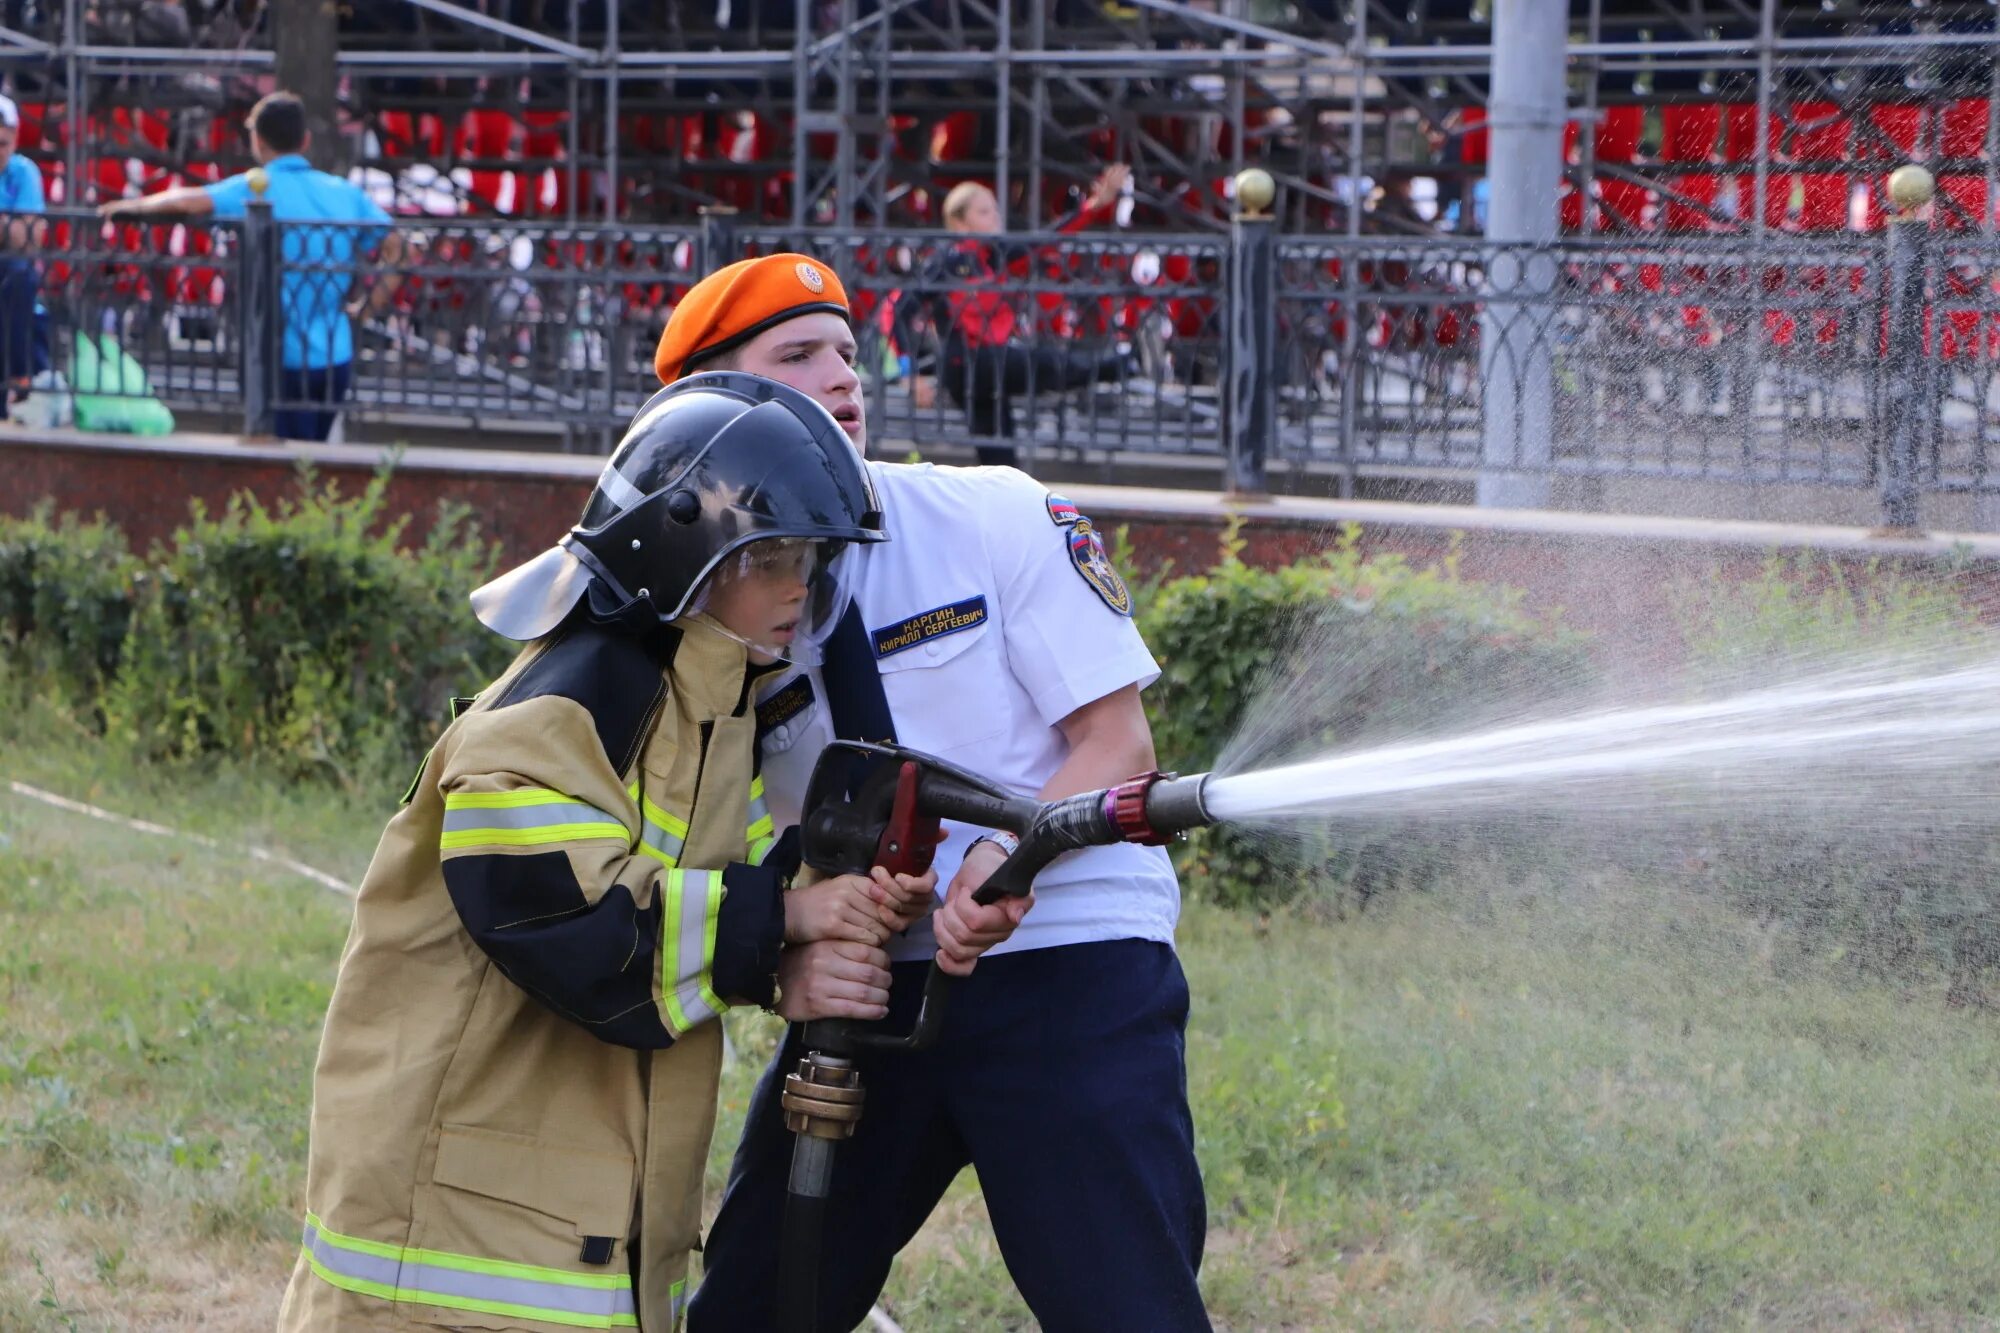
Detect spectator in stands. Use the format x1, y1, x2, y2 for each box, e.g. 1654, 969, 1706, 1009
1365, 170, 1430, 234
84, 0, 190, 46
97, 90, 404, 442
0, 94, 47, 419
921, 165, 1134, 467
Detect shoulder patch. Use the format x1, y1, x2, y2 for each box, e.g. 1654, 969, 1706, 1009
872, 596, 990, 658
493, 624, 673, 777
1045, 493, 1081, 527
1065, 518, 1132, 617
756, 674, 816, 739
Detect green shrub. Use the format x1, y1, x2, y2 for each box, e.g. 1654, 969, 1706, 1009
93, 469, 512, 787
0, 503, 142, 713
1676, 551, 1987, 671
1138, 523, 1594, 912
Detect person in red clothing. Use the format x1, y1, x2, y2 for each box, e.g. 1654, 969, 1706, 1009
922, 165, 1134, 466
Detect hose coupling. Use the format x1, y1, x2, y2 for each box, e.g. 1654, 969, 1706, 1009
782, 1053, 865, 1141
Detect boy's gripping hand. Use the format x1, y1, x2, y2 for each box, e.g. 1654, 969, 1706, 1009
868, 866, 937, 934
783, 867, 939, 946
784, 873, 892, 947
774, 940, 893, 1022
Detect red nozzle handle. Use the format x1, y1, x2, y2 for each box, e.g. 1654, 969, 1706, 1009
1106, 771, 1173, 846
874, 761, 944, 877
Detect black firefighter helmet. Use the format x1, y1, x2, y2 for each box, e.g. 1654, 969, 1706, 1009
470, 372, 886, 662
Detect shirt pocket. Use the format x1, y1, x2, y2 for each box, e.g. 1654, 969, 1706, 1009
876, 614, 1010, 754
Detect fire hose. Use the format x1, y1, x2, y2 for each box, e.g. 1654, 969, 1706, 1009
777, 740, 1214, 1333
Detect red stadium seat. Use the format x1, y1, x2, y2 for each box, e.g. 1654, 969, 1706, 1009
1460, 106, 1487, 165
1594, 106, 1643, 163
1937, 174, 1988, 231
929, 111, 979, 164
1597, 179, 1650, 231
1865, 102, 1925, 159
1788, 101, 1848, 161
1941, 98, 1989, 161
523, 110, 567, 160
1664, 172, 1720, 231
13, 101, 44, 153
1661, 104, 1720, 163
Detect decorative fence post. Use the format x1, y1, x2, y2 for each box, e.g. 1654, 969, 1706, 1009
1225, 168, 1277, 495
699, 205, 739, 276
239, 170, 280, 439
1880, 163, 1936, 534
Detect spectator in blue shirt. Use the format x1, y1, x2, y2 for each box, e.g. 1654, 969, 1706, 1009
100, 91, 405, 441
0, 93, 48, 415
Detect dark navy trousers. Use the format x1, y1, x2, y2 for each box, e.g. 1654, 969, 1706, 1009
690, 939, 1210, 1333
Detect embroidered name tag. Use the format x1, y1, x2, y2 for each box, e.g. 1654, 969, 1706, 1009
872, 596, 989, 658
756, 675, 816, 737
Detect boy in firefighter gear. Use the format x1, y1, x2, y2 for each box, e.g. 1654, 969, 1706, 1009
277, 372, 939, 1332
661, 256, 1209, 1332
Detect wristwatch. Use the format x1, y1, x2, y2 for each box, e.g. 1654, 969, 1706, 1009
970, 830, 1022, 859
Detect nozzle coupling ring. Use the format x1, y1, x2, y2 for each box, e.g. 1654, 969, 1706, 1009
1106, 772, 1174, 846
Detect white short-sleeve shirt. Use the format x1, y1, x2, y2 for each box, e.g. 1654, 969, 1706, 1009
755, 462, 1181, 962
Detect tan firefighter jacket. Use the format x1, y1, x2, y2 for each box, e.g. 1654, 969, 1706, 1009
278, 617, 789, 1332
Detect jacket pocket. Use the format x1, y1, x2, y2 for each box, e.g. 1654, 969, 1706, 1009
405, 1125, 638, 1330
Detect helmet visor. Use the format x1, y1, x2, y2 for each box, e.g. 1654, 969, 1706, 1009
684, 537, 855, 666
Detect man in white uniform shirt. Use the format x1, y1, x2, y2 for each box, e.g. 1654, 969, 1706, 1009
667, 255, 1209, 1333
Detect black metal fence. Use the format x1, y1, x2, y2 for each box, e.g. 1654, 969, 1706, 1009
4, 207, 1986, 525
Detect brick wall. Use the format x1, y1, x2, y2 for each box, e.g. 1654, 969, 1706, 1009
7, 431, 1996, 670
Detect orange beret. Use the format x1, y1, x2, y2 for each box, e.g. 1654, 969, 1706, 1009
654, 253, 851, 385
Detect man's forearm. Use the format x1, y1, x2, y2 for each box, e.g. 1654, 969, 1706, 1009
1038, 685, 1158, 801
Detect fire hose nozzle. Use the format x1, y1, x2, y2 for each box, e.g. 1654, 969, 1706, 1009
782, 1054, 866, 1141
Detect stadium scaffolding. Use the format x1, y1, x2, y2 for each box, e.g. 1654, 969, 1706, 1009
1, 3, 1998, 237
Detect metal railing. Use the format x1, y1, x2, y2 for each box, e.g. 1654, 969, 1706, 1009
5, 207, 1990, 526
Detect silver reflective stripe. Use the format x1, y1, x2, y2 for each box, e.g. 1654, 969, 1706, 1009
641, 819, 686, 865
666, 870, 723, 1030
402, 1260, 636, 1322
443, 800, 619, 834
302, 1218, 637, 1326
595, 466, 647, 513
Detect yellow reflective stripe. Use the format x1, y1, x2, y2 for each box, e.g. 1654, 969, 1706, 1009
304, 1214, 631, 1289
441, 824, 627, 850
445, 788, 584, 810
630, 787, 690, 869
660, 870, 697, 1034
749, 836, 778, 866
441, 789, 628, 853
746, 776, 774, 846
660, 870, 725, 1033
698, 872, 725, 1017
300, 1213, 637, 1329
638, 791, 689, 839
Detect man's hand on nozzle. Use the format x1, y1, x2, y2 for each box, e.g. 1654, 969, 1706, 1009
774, 939, 893, 1022
933, 840, 1033, 977
783, 873, 894, 947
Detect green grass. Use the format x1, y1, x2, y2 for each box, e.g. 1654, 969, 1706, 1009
7, 719, 2000, 1330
